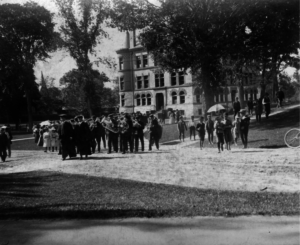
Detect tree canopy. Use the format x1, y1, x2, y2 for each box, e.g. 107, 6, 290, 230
0, 2, 59, 127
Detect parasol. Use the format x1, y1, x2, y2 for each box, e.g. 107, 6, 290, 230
207, 104, 226, 113
40, 120, 51, 126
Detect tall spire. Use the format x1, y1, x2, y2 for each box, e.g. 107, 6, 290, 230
40, 71, 48, 93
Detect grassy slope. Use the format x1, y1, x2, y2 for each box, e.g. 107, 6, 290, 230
187, 107, 300, 149
0, 171, 298, 219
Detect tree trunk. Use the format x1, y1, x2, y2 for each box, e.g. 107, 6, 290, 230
271, 55, 278, 101
238, 80, 245, 108
260, 62, 267, 98
25, 88, 33, 130
86, 97, 93, 117
202, 88, 214, 117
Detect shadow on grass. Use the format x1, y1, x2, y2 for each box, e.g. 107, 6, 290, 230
251, 107, 300, 131
0, 172, 50, 198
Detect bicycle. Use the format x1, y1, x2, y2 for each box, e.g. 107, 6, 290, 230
284, 128, 300, 148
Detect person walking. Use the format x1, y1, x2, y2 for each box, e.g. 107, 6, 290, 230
232, 116, 241, 146
214, 117, 224, 153
233, 97, 241, 119
50, 128, 59, 152
262, 93, 271, 119
276, 87, 285, 108
76, 115, 92, 159
133, 115, 145, 152
205, 115, 214, 144
177, 116, 187, 142
254, 98, 263, 122
149, 115, 160, 151
247, 98, 254, 116
0, 127, 8, 162
42, 127, 51, 153
4, 125, 12, 157
57, 114, 77, 161
222, 112, 233, 150
240, 109, 251, 149
196, 116, 206, 150
188, 116, 197, 140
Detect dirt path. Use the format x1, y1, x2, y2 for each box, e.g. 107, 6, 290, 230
1, 216, 298, 245
1, 143, 299, 193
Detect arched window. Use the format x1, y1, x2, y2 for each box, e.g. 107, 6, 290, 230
142, 94, 146, 106
147, 93, 151, 105
179, 91, 185, 104
136, 94, 141, 106
172, 91, 177, 104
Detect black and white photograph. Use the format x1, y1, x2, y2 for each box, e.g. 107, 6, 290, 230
0, 0, 299, 244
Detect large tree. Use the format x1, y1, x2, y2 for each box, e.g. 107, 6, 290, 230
244, 0, 299, 99
0, 2, 59, 128
60, 68, 113, 116
55, 0, 111, 116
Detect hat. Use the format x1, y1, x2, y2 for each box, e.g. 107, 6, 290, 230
1, 126, 7, 129
59, 114, 67, 118
240, 109, 246, 113
179, 115, 183, 118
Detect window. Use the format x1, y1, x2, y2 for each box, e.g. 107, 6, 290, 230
155, 73, 164, 87
172, 91, 177, 104
142, 94, 146, 106
220, 92, 224, 102
121, 95, 125, 107
196, 94, 201, 103
179, 91, 185, 104
171, 72, 177, 86
254, 90, 257, 100
144, 75, 149, 88
119, 57, 124, 70
136, 55, 142, 68
142, 55, 148, 67
179, 71, 185, 85
147, 94, 151, 105
137, 76, 142, 89
136, 94, 141, 106
215, 93, 219, 103
120, 77, 124, 90
155, 74, 160, 87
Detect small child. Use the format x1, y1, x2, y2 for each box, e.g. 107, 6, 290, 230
214, 117, 224, 153
196, 116, 206, 150
42, 128, 50, 152
232, 116, 241, 146
50, 128, 59, 152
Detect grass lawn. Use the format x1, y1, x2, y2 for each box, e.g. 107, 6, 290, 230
0, 171, 299, 219
187, 107, 300, 149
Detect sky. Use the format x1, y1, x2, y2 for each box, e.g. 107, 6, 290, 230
0, 0, 135, 88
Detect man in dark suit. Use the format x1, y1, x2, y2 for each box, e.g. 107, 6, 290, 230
149, 115, 160, 151
133, 115, 145, 152
75, 115, 92, 159
57, 114, 76, 161
233, 97, 241, 119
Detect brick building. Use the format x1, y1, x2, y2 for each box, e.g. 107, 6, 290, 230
116, 31, 260, 118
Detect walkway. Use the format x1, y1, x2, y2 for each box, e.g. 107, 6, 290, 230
0, 216, 298, 245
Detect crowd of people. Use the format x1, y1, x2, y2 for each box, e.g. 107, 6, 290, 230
0, 125, 13, 162
32, 112, 162, 161
182, 108, 250, 153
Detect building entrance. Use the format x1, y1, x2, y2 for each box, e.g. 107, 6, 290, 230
155, 93, 164, 111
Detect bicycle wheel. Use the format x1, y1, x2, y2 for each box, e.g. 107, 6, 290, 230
284, 128, 300, 148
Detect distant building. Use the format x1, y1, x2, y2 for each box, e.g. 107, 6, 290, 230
116, 31, 260, 117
